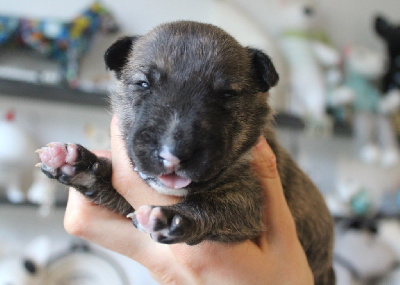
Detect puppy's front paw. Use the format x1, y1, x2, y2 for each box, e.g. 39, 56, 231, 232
36, 143, 98, 190
129, 206, 195, 244
37, 143, 76, 178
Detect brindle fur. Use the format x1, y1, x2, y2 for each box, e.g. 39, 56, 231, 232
41, 21, 334, 284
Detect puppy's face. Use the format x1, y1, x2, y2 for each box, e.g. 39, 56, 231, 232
105, 21, 278, 195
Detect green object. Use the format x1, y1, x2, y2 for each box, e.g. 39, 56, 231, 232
282, 29, 331, 44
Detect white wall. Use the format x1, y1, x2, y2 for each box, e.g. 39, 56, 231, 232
230, 0, 400, 51
316, 0, 400, 50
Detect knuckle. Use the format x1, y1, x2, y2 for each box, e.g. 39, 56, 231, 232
254, 152, 279, 180
64, 204, 91, 238
264, 154, 279, 179
64, 217, 85, 238
251, 137, 280, 180
64, 215, 84, 237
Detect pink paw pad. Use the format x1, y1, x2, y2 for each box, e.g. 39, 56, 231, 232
128, 206, 187, 243
133, 205, 160, 232
36, 143, 78, 169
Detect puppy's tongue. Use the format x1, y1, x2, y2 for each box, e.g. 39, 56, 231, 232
158, 173, 192, 189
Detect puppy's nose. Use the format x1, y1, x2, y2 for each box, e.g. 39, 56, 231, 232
159, 146, 181, 171
159, 145, 194, 171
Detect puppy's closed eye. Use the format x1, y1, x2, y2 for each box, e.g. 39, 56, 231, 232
221, 89, 240, 99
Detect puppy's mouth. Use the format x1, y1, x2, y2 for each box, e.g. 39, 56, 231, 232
158, 172, 192, 189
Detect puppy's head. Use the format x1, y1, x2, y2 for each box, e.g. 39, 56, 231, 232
105, 21, 278, 195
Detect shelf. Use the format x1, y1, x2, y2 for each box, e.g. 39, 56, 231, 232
334, 213, 400, 224
0, 194, 67, 208
274, 112, 306, 129
274, 112, 353, 136
332, 121, 353, 137
0, 78, 109, 107
0, 77, 355, 136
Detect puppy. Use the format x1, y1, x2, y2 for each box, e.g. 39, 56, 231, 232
37, 21, 334, 284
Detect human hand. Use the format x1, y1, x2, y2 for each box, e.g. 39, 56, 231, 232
64, 116, 313, 284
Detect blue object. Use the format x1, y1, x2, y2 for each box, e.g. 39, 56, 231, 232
380, 190, 400, 216
397, 190, 400, 209
345, 69, 380, 113
0, 16, 19, 45
350, 189, 371, 216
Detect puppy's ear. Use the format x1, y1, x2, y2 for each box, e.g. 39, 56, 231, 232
104, 36, 139, 79
247, 48, 279, 92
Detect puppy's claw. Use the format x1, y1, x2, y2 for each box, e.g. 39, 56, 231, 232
126, 212, 135, 219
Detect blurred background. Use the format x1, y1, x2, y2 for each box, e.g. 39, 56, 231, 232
0, 0, 399, 284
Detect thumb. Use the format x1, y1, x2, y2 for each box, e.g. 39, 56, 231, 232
251, 137, 297, 243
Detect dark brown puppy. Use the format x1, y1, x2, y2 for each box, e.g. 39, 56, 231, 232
38, 21, 334, 284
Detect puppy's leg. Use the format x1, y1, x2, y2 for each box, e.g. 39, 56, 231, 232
37, 143, 133, 215
130, 189, 264, 245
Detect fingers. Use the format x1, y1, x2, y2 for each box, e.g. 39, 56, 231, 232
251, 137, 297, 243
64, 188, 203, 284
169, 240, 269, 282
64, 189, 144, 256
64, 188, 177, 268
